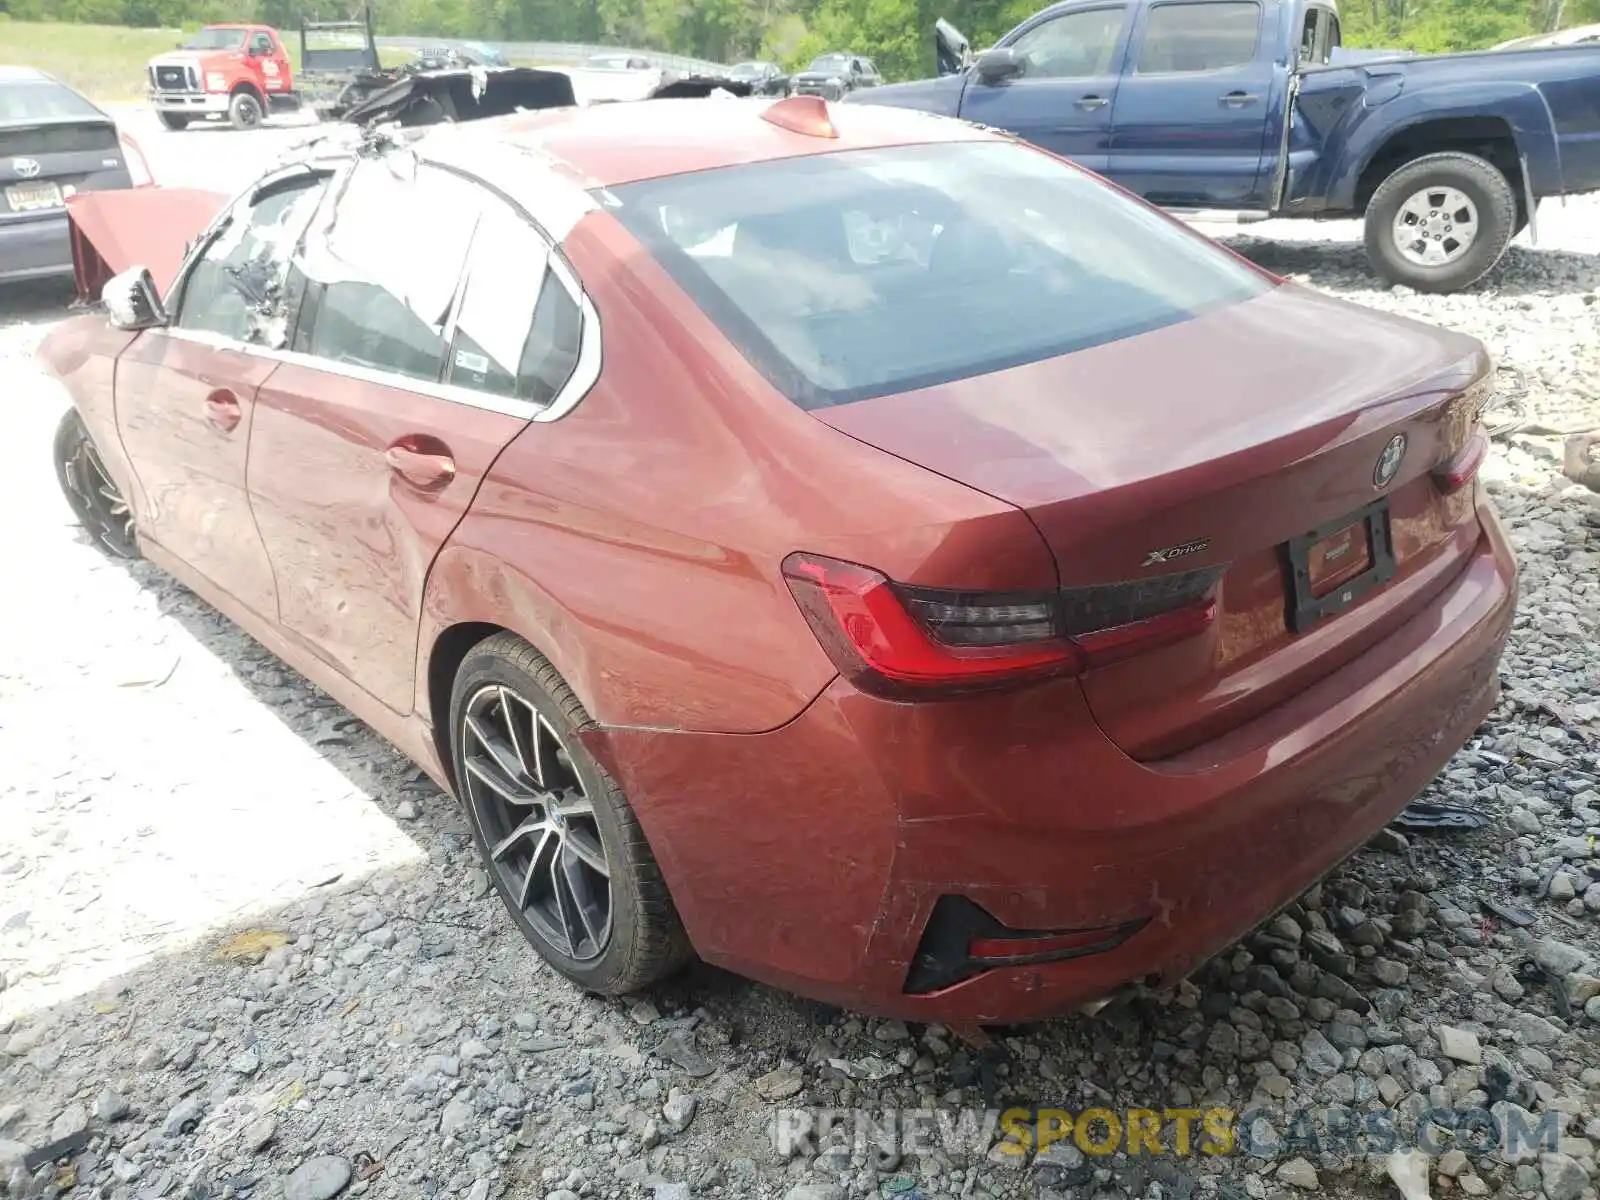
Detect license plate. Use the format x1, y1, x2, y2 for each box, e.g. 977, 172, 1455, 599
6, 181, 64, 213
1306, 520, 1372, 598
1284, 497, 1396, 633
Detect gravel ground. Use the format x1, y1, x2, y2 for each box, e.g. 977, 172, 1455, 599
1, 142, 1597, 1200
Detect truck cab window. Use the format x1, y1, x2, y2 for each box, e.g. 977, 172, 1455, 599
1136, 1, 1261, 73
1010, 7, 1127, 78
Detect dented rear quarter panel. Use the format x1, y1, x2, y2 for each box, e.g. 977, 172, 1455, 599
415, 210, 1060, 737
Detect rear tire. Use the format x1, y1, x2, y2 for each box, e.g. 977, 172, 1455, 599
156, 111, 189, 131
450, 632, 692, 994
1363, 152, 1516, 293
53, 409, 139, 559
228, 90, 264, 130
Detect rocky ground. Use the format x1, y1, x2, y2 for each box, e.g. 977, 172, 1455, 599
1, 189, 1597, 1200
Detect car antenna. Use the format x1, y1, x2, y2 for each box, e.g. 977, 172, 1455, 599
760, 94, 838, 138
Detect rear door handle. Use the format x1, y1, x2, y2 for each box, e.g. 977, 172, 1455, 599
1075, 94, 1110, 109
1220, 91, 1261, 106
385, 434, 456, 492
203, 388, 242, 434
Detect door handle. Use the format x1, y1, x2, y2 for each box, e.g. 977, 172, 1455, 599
1220, 91, 1261, 106
203, 388, 242, 434
385, 435, 456, 492
1075, 95, 1110, 109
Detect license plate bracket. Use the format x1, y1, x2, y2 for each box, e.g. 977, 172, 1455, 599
5, 181, 64, 213
1284, 497, 1395, 633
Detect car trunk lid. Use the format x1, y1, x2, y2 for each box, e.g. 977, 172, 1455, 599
817, 284, 1491, 759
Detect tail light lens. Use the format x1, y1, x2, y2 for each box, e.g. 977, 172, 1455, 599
781, 552, 1220, 698
119, 131, 154, 187
1431, 430, 1488, 494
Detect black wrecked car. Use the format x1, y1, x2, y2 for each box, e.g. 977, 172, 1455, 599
788, 53, 882, 100
728, 60, 788, 95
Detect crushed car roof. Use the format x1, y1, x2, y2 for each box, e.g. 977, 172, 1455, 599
415, 95, 996, 187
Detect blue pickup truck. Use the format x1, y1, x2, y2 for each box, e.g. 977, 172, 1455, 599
847, 0, 1600, 292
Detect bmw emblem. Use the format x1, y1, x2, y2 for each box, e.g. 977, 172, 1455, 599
1373, 433, 1407, 488
12, 157, 41, 179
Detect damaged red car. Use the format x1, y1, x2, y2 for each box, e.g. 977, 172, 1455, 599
42, 97, 1516, 1024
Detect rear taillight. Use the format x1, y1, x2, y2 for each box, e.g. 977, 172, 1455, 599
1431, 430, 1487, 494
119, 131, 154, 187
781, 552, 1219, 698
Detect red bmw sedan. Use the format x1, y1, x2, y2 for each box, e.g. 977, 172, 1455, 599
42, 96, 1516, 1024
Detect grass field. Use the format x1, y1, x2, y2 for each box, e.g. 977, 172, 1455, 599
0, 20, 181, 101
0, 20, 417, 103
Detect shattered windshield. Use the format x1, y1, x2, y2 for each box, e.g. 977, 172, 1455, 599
806, 54, 851, 72
182, 28, 249, 51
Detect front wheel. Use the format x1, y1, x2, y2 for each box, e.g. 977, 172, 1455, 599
228, 90, 264, 130
1363, 152, 1516, 293
156, 111, 189, 131
449, 633, 692, 994
53, 409, 139, 559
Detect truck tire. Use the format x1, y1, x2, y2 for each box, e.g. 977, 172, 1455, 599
228, 89, 265, 130
156, 111, 189, 131
1363, 152, 1516, 293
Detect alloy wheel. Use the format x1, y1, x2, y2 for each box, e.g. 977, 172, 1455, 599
62, 433, 136, 556
459, 684, 613, 961
1391, 186, 1479, 267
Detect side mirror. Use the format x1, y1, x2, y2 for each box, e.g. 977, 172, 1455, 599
974, 47, 1023, 83
103, 267, 167, 331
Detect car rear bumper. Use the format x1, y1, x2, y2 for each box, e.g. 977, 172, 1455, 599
591, 494, 1517, 1022
0, 213, 73, 282
148, 90, 232, 114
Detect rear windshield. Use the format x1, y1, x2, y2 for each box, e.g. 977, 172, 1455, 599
0, 80, 102, 123
605, 141, 1272, 410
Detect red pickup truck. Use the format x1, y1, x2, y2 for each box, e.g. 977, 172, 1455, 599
145, 24, 295, 130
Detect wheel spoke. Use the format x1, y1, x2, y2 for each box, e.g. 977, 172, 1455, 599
564, 825, 609, 877
465, 712, 528, 794
491, 813, 548, 862
552, 793, 593, 819
463, 749, 539, 807
497, 686, 534, 782
548, 848, 582, 956
516, 825, 557, 908
560, 843, 606, 949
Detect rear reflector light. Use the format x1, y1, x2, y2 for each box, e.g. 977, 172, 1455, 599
1431, 431, 1488, 494
781, 552, 1219, 697
119, 131, 154, 187
968, 927, 1134, 963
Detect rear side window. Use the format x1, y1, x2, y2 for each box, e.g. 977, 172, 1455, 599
296, 159, 482, 383
1136, 1, 1261, 72
606, 141, 1270, 410
0, 80, 103, 123
447, 200, 582, 406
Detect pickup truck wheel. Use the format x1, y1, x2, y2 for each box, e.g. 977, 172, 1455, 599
1364, 152, 1516, 293
228, 91, 265, 130
156, 112, 189, 131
